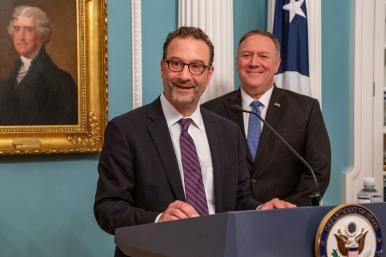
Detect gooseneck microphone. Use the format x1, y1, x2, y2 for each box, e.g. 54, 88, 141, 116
230, 104, 321, 206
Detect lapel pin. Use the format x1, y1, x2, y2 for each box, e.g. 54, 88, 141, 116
274, 102, 281, 108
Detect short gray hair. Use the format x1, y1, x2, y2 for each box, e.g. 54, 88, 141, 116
7, 6, 51, 44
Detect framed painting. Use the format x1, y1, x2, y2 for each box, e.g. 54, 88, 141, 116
0, 0, 108, 155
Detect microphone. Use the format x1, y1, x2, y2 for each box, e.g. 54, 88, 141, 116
230, 104, 321, 206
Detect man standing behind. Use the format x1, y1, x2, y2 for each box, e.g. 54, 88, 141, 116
0, 6, 77, 125
203, 30, 331, 206
94, 27, 294, 257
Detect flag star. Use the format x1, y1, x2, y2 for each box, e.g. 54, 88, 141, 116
282, 0, 306, 23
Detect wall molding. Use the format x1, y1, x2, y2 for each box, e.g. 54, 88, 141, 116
179, 0, 234, 103
131, 0, 142, 108
343, 0, 384, 203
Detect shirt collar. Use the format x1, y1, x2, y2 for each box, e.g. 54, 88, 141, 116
240, 86, 274, 109
160, 93, 204, 130
20, 55, 33, 66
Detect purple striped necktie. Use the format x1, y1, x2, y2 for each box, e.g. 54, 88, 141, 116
178, 118, 209, 216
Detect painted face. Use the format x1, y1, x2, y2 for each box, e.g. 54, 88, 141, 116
11, 16, 45, 58
161, 36, 214, 116
236, 34, 281, 99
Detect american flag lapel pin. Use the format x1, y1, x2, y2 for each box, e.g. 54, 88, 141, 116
274, 102, 281, 108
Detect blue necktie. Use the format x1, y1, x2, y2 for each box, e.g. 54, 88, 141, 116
247, 101, 263, 161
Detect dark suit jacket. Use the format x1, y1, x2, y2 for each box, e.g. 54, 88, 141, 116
0, 48, 77, 125
202, 87, 331, 206
94, 97, 258, 257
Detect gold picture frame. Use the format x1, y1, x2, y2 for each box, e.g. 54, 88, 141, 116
0, 0, 108, 155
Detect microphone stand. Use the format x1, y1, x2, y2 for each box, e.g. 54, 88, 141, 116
231, 105, 321, 206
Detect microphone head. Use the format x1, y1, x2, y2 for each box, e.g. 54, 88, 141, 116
230, 104, 243, 113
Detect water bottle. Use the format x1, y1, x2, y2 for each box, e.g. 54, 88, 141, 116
384, 177, 386, 202
357, 177, 383, 203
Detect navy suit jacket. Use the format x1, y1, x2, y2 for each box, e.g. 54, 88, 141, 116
202, 87, 331, 206
94, 97, 258, 257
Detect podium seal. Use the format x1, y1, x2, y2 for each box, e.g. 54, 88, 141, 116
315, 204, 382, 257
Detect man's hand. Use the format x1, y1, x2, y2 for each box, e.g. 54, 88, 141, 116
259, 198, 296, 211
158, 200, 199, 222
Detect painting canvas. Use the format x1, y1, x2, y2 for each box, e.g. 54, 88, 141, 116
0, 0, 108, 155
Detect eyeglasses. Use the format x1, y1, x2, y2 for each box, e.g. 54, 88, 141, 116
165, 60, 210, 75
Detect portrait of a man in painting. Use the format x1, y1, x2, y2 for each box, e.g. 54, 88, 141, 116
0, 0, 107, 155
0, 3, 78, 126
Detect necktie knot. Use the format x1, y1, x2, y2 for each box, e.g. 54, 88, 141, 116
250, 100, 263, 112
178, 118, 192, 132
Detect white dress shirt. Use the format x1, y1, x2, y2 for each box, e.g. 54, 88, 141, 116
160, 93, 215, 214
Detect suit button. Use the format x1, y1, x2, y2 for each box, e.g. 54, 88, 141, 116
251, 179, 257, 184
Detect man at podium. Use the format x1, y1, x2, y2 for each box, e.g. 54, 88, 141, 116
94, 26, 295, 257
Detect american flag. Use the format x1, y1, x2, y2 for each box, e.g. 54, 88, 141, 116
273, 0, 310, 96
